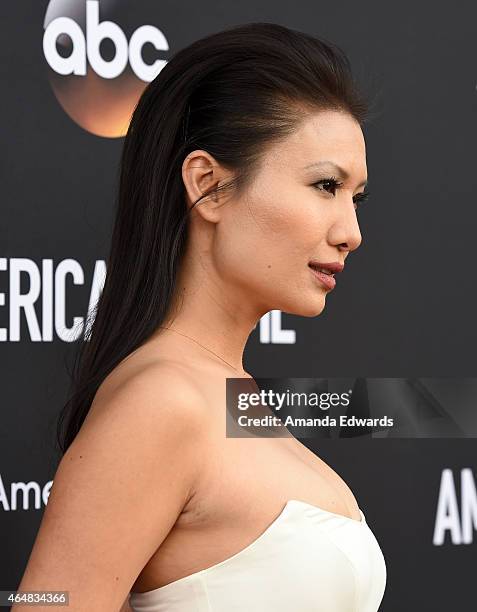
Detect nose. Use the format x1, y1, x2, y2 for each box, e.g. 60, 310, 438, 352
329, 199, 362, 254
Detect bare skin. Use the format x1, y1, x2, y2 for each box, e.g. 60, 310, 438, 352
128, 108, 367, 592
121, 342, 364, 596
14, 109, 367, 610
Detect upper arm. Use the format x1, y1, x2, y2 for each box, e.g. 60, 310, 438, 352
13, 365, 210, 611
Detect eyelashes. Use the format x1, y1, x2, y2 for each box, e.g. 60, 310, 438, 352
312, 176, 370, 210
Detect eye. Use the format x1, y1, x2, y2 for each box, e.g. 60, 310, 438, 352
352, 191, 370, 210
312, 176, 343, 196
312, 176, 370, 211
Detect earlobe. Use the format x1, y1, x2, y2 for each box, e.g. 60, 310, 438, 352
189, 181, 224, 224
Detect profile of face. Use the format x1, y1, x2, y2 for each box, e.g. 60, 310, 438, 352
181, 109, 367, 320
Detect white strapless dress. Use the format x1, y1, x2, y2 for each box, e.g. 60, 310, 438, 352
128, 498, 387, 611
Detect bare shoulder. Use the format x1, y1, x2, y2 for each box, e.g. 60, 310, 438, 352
13, 360, 211, 611
87, 358, 211, 433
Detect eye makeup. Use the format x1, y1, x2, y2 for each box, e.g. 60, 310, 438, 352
312, 176, 370, 210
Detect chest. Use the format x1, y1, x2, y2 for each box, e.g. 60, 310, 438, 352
132, 379, 360, 593
191, 375, 361, 525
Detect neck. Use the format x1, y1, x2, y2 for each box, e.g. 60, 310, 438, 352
156, 252, 265, 375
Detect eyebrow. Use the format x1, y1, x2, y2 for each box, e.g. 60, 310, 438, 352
303, 161, 368, 189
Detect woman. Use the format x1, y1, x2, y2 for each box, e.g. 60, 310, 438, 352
15, 22, 386, 611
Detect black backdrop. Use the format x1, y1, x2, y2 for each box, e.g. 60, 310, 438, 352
1, 1, 476, 610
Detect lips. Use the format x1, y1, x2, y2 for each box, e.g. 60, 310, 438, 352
308, 260, 344, 274
308, 260, 344, 290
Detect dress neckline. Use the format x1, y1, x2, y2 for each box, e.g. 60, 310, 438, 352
130, 498, 366, 600
289, 498, 365, 524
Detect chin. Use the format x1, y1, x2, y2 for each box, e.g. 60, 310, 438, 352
302, 304, 327, 317
281, 295, 327, 318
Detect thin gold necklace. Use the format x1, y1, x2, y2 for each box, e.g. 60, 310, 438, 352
157, 325, 249, 377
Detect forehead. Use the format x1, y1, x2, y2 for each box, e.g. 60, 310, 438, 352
272, 109, 367, 176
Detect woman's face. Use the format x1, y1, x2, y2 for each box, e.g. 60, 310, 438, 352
187, 109, 368, 319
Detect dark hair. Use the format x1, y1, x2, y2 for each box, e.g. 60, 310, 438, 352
56, 21, 373, 455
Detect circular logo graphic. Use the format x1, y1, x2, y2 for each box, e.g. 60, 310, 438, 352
43, 0, 169, 137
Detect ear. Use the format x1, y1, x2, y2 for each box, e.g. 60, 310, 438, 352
181, 150, 230, 223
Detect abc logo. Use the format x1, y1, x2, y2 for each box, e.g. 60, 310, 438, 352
43, 0, 170, 137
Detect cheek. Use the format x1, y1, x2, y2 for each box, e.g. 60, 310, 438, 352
215, 197, 326, 287
251, 196, 312, 240
253, 198, 329, 260
213, 210, 275, 281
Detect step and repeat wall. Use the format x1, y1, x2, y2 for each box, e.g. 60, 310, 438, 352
1, 1, 476, 610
